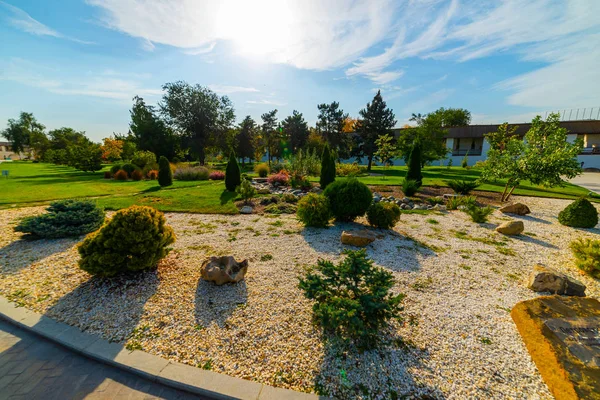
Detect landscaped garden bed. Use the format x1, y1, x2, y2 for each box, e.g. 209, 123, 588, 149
1, 196, 599, 399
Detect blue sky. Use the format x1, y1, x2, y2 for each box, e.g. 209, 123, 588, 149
1, 0, 599, 142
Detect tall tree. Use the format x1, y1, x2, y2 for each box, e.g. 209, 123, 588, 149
282, 110, 309, 154
397, 109, 452, 165
130, 96, 179, 160
1, 112, 46, 156
160, 81, 235, 164
316, 102, 350, 159
355, 91, 397, 171
431, 107, 471, 127
261, 109, 278, 165
236, 116, 256, 164
374, 134, 397, 179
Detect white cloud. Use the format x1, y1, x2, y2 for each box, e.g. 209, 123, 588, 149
246, 99, 287, 106
183, 42, 216, 56
401, 89, 454, 114
0, 1, 93, 44
0, 58, 159, 101
208, 85, 259, 94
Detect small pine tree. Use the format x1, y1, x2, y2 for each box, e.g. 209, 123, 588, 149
320, 144, 336, 189
158, 156, 172, 187
225, 152, 241, 191
406, 141, 422, 186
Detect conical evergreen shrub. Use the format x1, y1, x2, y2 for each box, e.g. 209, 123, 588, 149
406, 141, 422, 186
558, 197, 598, 228
225, 152, 241, 191
158, 156, 173, 187
320, 144, 336, 189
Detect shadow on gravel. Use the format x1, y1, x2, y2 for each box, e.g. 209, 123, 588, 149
300, 222, 434, 272
0, 237, 78, 274
517, 214, 552, 225
511, 234, 558, 249
194, 278, 248, 329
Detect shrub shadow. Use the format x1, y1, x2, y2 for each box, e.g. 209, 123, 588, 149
220, 190, 237, 205
0, 237, 78, 274
194, 278, 248, 329
510, 234, 559, 249
515, 214, 552, 225
141, 185, 161, 193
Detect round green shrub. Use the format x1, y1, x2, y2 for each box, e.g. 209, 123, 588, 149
558, 198, 598, 228
323, 178, 372, 221
367, 202, 401, 229
121, 163, 137, 177
15, 199, 105, 239
254, 163, 269, 178
78, 205, 176, 277
110, 164, 122, 175
297, 193, 330, 227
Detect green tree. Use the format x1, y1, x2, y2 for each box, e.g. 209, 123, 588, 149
158, 156, 173, 187
68, 142, 103, 172
406, 141, 423, 185
431, 107, 471, 127
282, 110, 309, 154
130, 96, 179, 160
355, 90, 397, 171
398, 112, 448, 165
160, 81, 235, 164
374, 134, 397, 179
316, 102, 350, 159
236, 116, 257, 164
319, 144, 336, 189
1, 112, 46, 156
225, 152, 241, 192
261, 109, 278, 165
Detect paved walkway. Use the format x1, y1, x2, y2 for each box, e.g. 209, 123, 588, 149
0, 320, 204, 400
569, 172, 600, 194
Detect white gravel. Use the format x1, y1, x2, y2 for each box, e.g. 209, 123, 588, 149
0, 196, 599, 399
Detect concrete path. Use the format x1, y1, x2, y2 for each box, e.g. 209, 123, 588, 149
0, 319, 203, 400
569, 172, 600, 194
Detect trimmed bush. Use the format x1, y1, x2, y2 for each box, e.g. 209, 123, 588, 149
15, 200, 105, 239
237, 179, 256, 204
336, 163, 364, 177
78, 205, 175, 277
264, 203, 296, 214
267, 172, 289, 186
147, 170, 158, 180
401, 179, 420, 196
464, 205, 494, 223
406, 142, 422, 186
103, 171, 112, 179
225, 152, 241, 191
558, 198, 598, 228
209, 171, 225, 180
447, 179, 479, 195
320, 144, 336, 189
158, 156, 173, 187
254, 163, 269, 178
282, 193, 298, 203
131, 169, 144, 181
367, 202, 401, 229
570, 238, 600, 278
174, 166, 209, 181
323, 178, 372, 221
297, 193, 330, 227
110, 164, 121, 175
298, 249, 404, 348
121, 163, 137, 177
131, 150, 156, 169
114, 169, 128, 181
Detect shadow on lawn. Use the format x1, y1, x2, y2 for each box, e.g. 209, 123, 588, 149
300, 222, 435, 272
194, 278, 247, 329
219, 190, 237, 205
0, 237, 78, 274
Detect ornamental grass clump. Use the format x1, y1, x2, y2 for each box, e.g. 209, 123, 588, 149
15, 199, 105, 239
174, 166, 209, 181
570, 238, 600, 278
254, 162, 270, 177
401, 179, 420, 197
558, 197, 598, 228
297, 193, 330, 227
78, 205, 175, 277
447, 179, 479, 195
323, 178, 372, 221
464, 205, 494, 223
298, 249, 404, 348
367, 202, 401, 229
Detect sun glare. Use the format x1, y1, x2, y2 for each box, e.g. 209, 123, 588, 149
216, 0, 293, 57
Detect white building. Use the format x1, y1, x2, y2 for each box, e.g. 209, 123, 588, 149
0, 142, 30, 161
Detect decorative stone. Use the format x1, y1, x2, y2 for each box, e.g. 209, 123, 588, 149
257, 188, 270, 194
527, 264, 586, 296
443, 193, 459, 199
401, 197, 411, 204
511, 296, 600, 399
240, 206, 253, 214
341, 230, 376, 247
200, 256, 249, 285
499, 202, 531, 215
400, 203, 411, 210
495, 220, 524, 235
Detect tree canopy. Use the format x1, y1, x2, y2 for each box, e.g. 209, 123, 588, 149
282, 110, 309, 154
130, 96, 178, 161
316, 102, 350, 159
236, 115, 257, 163
1, 112, 46, 156
260, 109, 278, 165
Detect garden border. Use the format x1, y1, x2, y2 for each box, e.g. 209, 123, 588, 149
0, 296, 325, 400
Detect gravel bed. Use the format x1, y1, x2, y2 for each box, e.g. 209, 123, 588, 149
0, 196, 599, 399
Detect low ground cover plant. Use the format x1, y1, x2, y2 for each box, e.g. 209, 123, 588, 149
297, 193, 330, 227
558, 197, 598, 228
15, 199, 105, 239
367, 202, 401, 229
323, 178, 372, 221
209, 171, 225, 180
298, 249, 404, 348
570, 238, 600, 278
78, 205, 175, 277
446, 195, 477, 210
267, 172, 289, 186
447, 179, 479, 195
174, 166, 209, 181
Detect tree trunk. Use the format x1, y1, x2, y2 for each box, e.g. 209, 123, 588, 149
367, 156, 373, 172
500, 183, 510, 202
198, 147, 206, 165
505, 185, 517, 202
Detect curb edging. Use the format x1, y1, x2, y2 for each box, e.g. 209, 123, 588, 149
0, 296, 324, 400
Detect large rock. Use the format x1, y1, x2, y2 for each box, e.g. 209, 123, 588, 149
201, 256, 248, 285
511, 296, 600, 399
499, 202, 531, 215
527, 264, 586, 296
341, 230, 376, 247
495, 220, 524, 235
240, 206, 253, 214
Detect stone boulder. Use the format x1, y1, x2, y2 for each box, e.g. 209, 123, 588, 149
496, 220, 524, 235
201, 256, 248, 285
499, 202, 531, 215
341, 230, 376, 247
527, 264, 586, 296
240, 206, 253, 214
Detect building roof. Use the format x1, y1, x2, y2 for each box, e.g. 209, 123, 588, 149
392, 120, 600, 139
